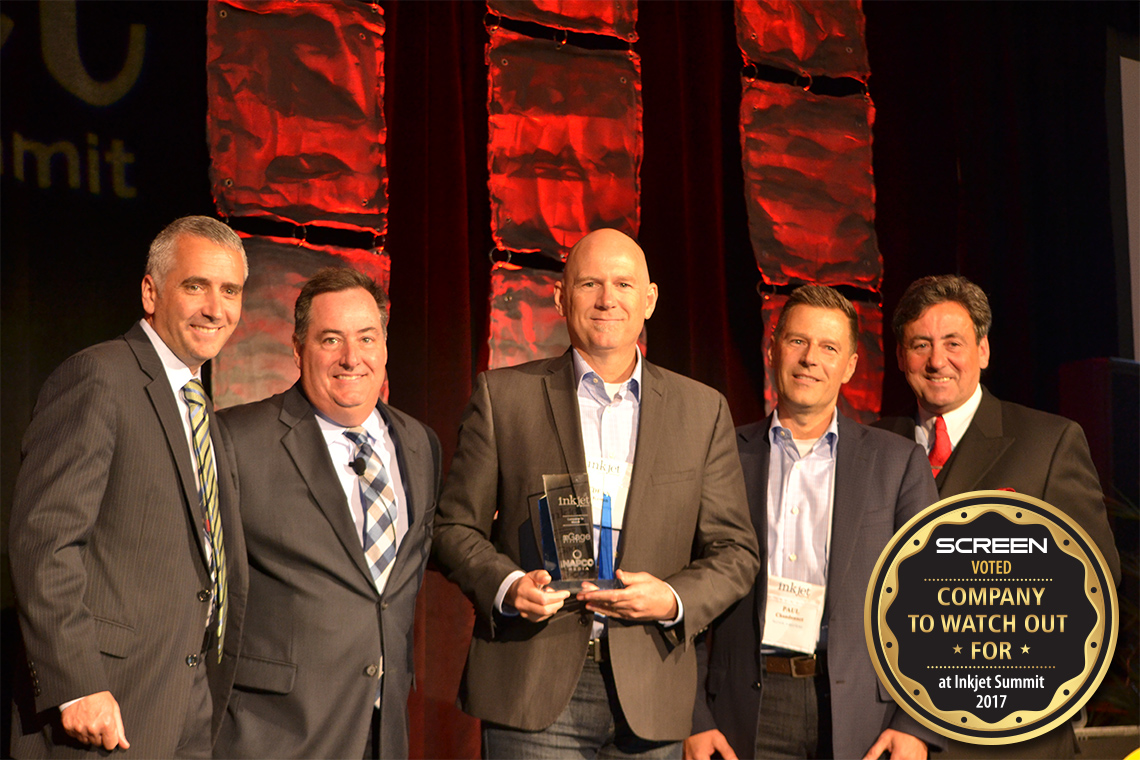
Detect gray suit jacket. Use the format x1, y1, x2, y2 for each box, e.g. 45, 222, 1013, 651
875, 388, 1121, 759
693, 412, 943, 759
432, 351, 760, 742
213, 383, 441, 760
875, 387, 1120, 585
8, 322, 247, 758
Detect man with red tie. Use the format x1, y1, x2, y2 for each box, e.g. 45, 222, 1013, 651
875, 274, 1120, 760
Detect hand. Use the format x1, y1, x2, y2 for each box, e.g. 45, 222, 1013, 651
576, 569, 679, 621
861, 729, 927, 760
60, 691, 130, 751
684, 729, 737, 760
504, 569, 570, 622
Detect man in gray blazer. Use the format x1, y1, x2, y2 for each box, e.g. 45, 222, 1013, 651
874, 274, 1120, 759
213, 267, 441, 760
9, 216, 249, 758
433, 229, 760, 757
686, 285, 941, 760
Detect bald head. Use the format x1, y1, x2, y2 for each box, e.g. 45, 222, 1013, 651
554, 229, 657, 382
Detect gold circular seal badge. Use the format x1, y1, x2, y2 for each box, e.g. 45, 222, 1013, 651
865, 491, 1118, 744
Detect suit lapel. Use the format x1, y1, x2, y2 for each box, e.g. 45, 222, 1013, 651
535, 353, 588, 561
619, 359, 665, 563
939, 389, 1013, 496
737, 419, 772, 625
828, 414, 869, 604
278, 387, 376, 589
127, 324, 210, 566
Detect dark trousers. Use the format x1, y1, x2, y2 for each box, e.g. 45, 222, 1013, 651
754, 655, 833, 759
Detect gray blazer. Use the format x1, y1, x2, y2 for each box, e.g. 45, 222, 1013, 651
213, 383, 441, 760
432, 350, 760, 742
9, 322, 247, 758
693, 412, 943, 759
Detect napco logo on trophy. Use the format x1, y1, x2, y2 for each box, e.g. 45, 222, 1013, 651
865, 491, 1118, 744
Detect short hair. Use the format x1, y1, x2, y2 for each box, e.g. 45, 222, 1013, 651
891, 275, 992, 342
293, 267, 389, 343
146, 215, 247, 287
774, 284, 860, 352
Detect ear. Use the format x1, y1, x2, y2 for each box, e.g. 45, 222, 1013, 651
841, 351, 859, 385
644, 282, 659, 319
978, 335, 990, 370
553, 279, 565, 317
141, 274, 157, 317
896, 342, 907, 373
293, 339, 303, 370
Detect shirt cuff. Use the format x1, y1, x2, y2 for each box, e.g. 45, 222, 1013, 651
662, 583, 684, 627
59, 696, 86, 711
494, 570, 527, 616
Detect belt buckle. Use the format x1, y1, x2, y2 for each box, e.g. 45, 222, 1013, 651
587, 638, 604, 663
790, 654, 816, 678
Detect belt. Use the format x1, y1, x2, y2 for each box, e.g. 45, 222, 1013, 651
587, 638, 608, 663
764, 652, 822, 678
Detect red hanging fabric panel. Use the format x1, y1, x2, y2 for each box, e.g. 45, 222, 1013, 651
487, 0, 638, 41
487, 264, 569, 369
213, 235, 390, 409
207, 0, 387, 233
741, 80, 880, 288
760, 294, 883, 423
488, 29, 642, 259
735, 0, 869, 82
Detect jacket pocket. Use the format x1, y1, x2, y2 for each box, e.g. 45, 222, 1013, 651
652, 468, 696, 485
234, 654, 297, 695
93, 618, 135, 659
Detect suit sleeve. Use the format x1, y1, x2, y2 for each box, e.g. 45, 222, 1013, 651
661, 394, 761, 645
886, 441, 945, 750
8, 352, 118, 710
432, 373, 526, 620
1044, 422, 1121, 585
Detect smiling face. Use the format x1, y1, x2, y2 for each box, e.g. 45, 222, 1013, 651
769, 305, 859, 423
553, 229, 657, 380
141, 234, 245, 372
897, 301, 990, 416
294, 287, 387, 427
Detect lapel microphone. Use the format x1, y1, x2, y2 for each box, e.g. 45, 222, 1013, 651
350, 456, 367, 477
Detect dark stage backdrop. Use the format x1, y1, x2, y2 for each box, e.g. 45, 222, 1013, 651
2, 2, 1136, 757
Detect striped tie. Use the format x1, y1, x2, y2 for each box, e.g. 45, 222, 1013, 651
344, 427, 398, 595
182, 379, 227, 662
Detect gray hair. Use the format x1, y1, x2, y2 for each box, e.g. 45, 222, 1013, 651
146, 216, 247, 287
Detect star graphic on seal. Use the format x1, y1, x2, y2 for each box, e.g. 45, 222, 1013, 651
1021, 645, 1030, 654
953, 644, 962, 654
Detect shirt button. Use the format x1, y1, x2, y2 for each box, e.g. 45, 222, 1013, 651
789, 554, 797, 562
791, 508, 799, 515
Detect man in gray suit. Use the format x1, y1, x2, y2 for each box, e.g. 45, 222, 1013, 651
874, 274, 1120, 759
9, 216, 249, 758
686, 285, 941, 760
433, 229, 760, 758
214, 267, 441, 760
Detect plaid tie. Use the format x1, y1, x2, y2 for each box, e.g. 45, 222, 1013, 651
344, 427, 398, 595
928, 415, 951, 478
182, 379, 227, 662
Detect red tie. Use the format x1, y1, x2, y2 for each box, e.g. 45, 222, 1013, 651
929, 415, 951, 478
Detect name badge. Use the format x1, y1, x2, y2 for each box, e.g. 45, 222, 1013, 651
762, 575, 826, 654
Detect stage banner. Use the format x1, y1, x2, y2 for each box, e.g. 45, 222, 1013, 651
213, 235, 390, 409
741, 79, 880, 289
761, 294, 882, 422
736, 0, 869, 82
488, 264, 568, 369
488, 28, 641, 259
207, 0, 387, 233
487, 0, 638, 42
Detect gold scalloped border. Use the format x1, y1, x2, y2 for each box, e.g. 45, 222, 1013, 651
865, 490, 1119, 745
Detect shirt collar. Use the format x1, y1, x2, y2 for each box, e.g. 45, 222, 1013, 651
768, 406, 840, 456
571, 348, 642, 402
139, 318, 199, 391
316, 407, 386, 449
917, 383, 983, 445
